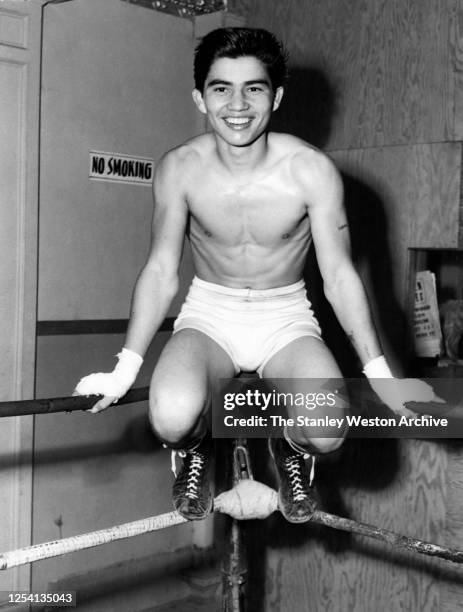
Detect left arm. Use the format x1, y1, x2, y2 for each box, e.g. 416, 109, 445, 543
295, 150, 381, 367
292, 149, 443, 416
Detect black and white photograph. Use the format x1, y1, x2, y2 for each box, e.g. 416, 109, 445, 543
1, 0, 463, 610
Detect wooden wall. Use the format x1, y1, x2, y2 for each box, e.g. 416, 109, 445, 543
227, 1, 463, 611
229, 0, 462, 149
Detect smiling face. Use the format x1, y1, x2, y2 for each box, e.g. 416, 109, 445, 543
192, 56, 283, 148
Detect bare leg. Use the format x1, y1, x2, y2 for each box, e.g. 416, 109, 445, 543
149, 329, 235, 520
263, 336, 349, 453
263, 336, 348, 523
149, 328, 235, 447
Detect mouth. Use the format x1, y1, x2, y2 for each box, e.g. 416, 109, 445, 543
223, 116, 253, 130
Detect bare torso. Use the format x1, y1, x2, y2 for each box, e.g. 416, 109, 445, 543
180, 132, 315, 289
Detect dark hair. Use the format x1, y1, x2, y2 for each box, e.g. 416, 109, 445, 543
194, 27, 288, 92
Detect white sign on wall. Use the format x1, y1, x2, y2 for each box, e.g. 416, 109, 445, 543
413, 270, 443, 358
89, 150, 154, 185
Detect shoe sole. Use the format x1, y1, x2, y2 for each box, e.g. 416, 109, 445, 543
173, 491, 213, 521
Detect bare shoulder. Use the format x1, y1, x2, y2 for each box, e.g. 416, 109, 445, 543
155, 134, 212, 183
270, 134, 342, 204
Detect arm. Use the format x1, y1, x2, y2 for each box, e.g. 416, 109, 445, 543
124, 152, 188, 357
297, 151, 381, 367
74, 150, 188, 411
294, 149, 442, 415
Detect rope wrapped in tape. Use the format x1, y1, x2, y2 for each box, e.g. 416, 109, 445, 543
2, 481, 463, 569
0, 510, 187, 570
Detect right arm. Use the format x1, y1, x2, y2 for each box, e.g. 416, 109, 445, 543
74, 150, 189, 411
124, 151, 188, 357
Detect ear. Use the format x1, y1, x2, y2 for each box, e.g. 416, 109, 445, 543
192, 89, 207, 114
272, 86, 284, 111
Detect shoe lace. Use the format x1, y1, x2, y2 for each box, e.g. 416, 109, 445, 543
169, 449, 206, 499
285, 453, 315, 501
169, 443, 208, 477
184, 452, 205, 499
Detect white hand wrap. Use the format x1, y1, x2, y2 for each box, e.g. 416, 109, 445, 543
75, 348, 143, 399
363, 355, 393, 378
363, 355, 404, 413
363, 355, 444, 414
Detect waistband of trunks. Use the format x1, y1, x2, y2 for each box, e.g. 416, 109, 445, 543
191, 276, 306, 299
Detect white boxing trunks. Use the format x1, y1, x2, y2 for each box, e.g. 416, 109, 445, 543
173, 277, 323, 376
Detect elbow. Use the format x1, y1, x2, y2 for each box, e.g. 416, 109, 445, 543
159, 267, 180, 301
323, 264, 358, 306
165, 273, 180, 302
141, 261, 180, 301
323, 279, 340, 307
323, 270, 343, 305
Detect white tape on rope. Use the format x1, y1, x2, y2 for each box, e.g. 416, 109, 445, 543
0, 482, 276, 570
0, 511, 188, 570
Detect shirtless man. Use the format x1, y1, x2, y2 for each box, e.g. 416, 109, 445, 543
75, 28, 437, 524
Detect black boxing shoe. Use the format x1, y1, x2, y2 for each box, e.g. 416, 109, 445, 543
172, 435, 213, 521
268, 437, 317, 523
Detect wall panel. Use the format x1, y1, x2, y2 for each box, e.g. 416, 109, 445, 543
38, 0, 200, 321
0, 0, 42, 599
331, 142, 461, 301
229, 0, 460, 150
452, 0, 463, 140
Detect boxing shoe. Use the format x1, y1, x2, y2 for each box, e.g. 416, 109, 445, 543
172, 435, 213, 521
268, 436, 317, 523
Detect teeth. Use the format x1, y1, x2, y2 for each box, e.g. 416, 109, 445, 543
224, 117, 252, 125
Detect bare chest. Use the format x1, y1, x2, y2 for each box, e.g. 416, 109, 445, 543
186, 171, 308, 244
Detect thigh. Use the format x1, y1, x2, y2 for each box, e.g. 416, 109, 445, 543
151, 328, 236, 410
263, 335, 342, 379
262, 336, 348, 443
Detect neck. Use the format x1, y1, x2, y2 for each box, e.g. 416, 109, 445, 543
214, 132, 270, 174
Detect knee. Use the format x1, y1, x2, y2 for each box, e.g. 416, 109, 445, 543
149, 386, 206, 447
289, 428, 346, 454
308, 436, 345, 454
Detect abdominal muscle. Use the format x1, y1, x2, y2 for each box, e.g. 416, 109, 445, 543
190, 236, 311, 290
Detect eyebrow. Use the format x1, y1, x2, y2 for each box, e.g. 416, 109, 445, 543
206, 79, 271, 88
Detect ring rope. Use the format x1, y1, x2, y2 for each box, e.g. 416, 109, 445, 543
0, 510, 187, 570
0, 387, 149, 418
2, 480, 463, 570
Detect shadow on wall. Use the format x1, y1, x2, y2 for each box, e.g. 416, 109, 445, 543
0, 414, 160, 473
271, 65, 339, 149
272, 64, 409, 375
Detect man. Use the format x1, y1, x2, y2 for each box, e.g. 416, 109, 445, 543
75, 28, 438, 524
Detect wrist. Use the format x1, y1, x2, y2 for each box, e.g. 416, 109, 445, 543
363, 355, 393, 379
114, 347, 143, 380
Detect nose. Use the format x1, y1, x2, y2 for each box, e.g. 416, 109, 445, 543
228, 88, 249, 111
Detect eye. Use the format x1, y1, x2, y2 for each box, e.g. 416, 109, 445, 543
213, 87, 229, 94
247, 86, 263, 93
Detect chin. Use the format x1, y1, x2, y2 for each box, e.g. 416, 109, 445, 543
218, 129, 266, 148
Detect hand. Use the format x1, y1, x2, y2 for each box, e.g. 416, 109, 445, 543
369, 377, 445, 418
72, 373, 123, 414
73, 348, 143, 414
72, 391, 117, 414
